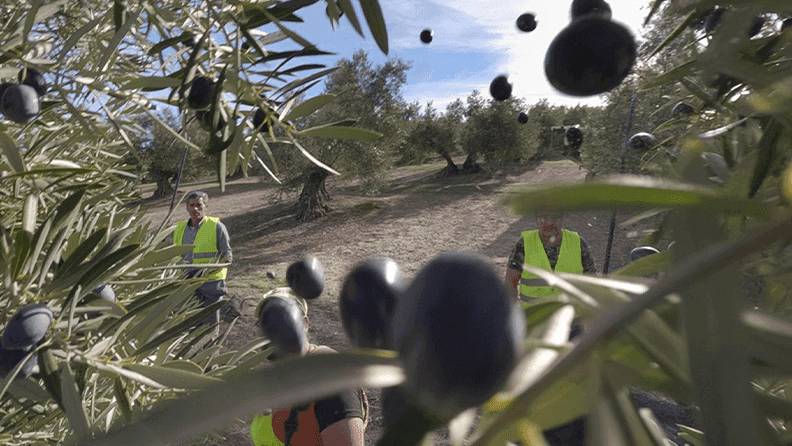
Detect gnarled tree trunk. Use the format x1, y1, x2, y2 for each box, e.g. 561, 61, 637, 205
151, 166, 175, 199
295, 168, 331, 222
438, 149, 459, 176
462, 153, 483, 173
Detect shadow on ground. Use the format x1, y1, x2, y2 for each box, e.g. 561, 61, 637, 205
226, 160, 549, 275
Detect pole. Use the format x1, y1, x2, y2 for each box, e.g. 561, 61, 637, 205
602, 87, 637, 274
169, 147, 189, 213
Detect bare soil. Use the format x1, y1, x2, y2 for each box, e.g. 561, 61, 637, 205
141, 158, 662, 446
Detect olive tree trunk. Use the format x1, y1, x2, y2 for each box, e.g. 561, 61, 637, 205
438, 149, 459, 176
151, 166, 175, 199
295, 168, 331, 222
462, 153, 483, 173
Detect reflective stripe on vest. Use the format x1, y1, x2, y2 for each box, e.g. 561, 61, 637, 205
174, 216, 227, 281
519, 229, 583, 300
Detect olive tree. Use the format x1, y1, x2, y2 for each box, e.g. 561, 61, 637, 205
272, 50, 411, 221
128, 110, 215, 198
460, 91, 537, 172
402, 102, 459, 175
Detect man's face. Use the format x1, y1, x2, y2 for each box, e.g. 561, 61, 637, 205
186, 197, 207, 225
536, 214, 563, 245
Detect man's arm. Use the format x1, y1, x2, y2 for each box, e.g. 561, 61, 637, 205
320, 417, 365, 446
216, 221, 232, 263
580, 237, 597, 274
504, 238, 525, 300
315, 389, 366, 446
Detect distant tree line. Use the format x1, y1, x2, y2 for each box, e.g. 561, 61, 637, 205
131, 44, 694, 220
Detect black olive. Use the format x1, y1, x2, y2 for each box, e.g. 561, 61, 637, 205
2, 304, 53, 351
1, 84, 40, 124
544, 17, 635, 97
628, 132, 656, 151
18, 67, 47, 96
420, 29, 433, 44
570, 0, 612, 20
516, 13, 537, 33
391, 253, 524, 420
565, 126, 584, 149
187, 76, 214, 110
257, 294, 308, 358
252, 108, 271, 132
489, 75, 512, 101
339, 257, 403, 349
671, 102, 695, 118
286, 256, 324, 300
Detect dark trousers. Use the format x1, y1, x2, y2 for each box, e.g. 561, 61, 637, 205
195, 280, 226, 329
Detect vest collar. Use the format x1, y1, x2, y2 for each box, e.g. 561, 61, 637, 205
188, 217, 205, 228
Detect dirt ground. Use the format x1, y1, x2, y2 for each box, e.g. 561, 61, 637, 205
141, 158, 664, 446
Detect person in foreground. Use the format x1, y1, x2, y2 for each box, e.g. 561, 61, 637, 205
250, 288, 367, 446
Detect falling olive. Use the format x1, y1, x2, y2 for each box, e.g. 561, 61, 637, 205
420, 29, 433, 44
570, 0, 612, 20
489, 75, 512, 101
257, 294, 308, 358
339, 257, 404, 349
286, 256, 324, 300
516, 13, 537, 32
545, 17, 635, 97
392, 253, 524, 420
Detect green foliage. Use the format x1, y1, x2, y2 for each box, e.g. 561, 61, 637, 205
524, 98, 566, 159
274, 50, 412, 204
581, 79, 676, 176
461, 91, 538, 163
401, 102, 457, 167
127, 110, 216, 198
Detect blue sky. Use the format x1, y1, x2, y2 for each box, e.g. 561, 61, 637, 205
279, 0, 653, 112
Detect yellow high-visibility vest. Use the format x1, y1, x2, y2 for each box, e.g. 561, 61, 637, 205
174, 216, 227, 281
519, 229, 582, 300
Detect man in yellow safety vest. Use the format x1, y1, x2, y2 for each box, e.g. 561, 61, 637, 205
504, 212, 597, 302
250, 289, 368, 446
504, 212, 597, 445
173, 191, 232, 326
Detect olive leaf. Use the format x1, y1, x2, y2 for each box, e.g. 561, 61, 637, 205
84, 353, 404, 446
